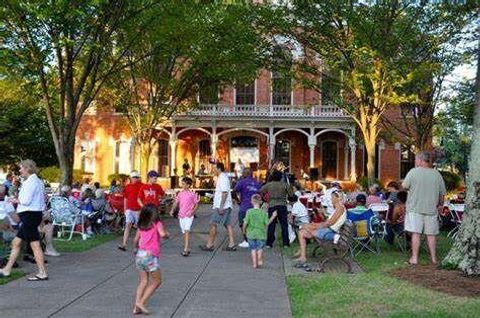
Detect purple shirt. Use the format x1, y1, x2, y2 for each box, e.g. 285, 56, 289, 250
235, 177, 261, 212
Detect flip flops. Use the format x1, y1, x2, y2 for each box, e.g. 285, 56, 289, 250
293, 261, 309, 269
181, 250, 191, 257
117, 245, 127, 252
199, 245, 214, 252
27, 275, 49, 281
225, 245, 237, 251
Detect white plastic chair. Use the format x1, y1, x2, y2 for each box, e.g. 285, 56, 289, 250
447, 204, 465, 239
50, 196, 85, 241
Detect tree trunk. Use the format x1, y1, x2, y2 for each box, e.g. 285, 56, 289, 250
53, 133, 75, 187
140, 143, 153, 180
365, 139, 376, 186
442, 40, 480, 275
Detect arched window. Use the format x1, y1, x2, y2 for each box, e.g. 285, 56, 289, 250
274, 140, 290, 169
400, 145, 415, 178
114, 140, 132, 174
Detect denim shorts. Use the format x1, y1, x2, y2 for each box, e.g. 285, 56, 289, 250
248, 239, 266, 250
315, 228, 336, 241
135, 250, 160, 272
210, 208, 232, 227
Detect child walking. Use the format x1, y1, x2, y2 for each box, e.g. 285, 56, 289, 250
133, 204, 169, 315
243, 194, 277, 269
170, 177, 199, 256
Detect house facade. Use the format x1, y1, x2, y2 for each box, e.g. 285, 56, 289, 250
74, 69, 416, 188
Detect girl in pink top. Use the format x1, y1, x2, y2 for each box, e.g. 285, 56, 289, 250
170, 177, 199, 256
133, 204, 169, 315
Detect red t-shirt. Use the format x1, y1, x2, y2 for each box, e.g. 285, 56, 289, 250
123, 182, 143, 211
138, 183, 165, 207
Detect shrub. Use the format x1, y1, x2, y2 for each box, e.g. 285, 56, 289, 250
38, 166, 86, 183
358, 176, 384, 190
108, 173, 129, 184
439, 170, 462, 191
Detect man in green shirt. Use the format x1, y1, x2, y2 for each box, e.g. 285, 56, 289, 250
402, 151, 446, 265
243, 194, 277, 269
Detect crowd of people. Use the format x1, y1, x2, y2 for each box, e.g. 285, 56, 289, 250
0, 150, 452, 314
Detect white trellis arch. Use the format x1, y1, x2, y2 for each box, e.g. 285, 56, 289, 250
175, 127, 212, 139
314, 128, 349, 138
217, 128, 269, 138
274, 128, 310, 138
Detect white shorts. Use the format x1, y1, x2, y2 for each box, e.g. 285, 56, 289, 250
125, 209, 140, 225
179, 216, 194, 233
405, 212, 439, 235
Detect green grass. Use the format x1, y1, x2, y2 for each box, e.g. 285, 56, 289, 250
286, 233, 480, 318
0, 270, 24, 285
54, 233, 120, 253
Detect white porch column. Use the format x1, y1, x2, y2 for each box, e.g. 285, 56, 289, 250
349, 137, 357, 182
169, 137, 177, 176
268, 126, 275, 167
308, 128, 316, 168
211, 126, 218, 159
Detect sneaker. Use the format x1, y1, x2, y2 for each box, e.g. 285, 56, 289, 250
265, 245, 272, 249
333, 234, 341, 245
238, 241, 249, 248
44, 250, 61, 257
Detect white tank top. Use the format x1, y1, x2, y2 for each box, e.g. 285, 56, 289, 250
329, 206, 346, 233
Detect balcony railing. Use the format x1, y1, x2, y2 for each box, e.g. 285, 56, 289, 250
174, 104, 350, 119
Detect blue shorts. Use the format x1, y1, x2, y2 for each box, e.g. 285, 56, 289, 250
315, 228, 336, 241
248, 239, 265, 250
210, 208, 232, 227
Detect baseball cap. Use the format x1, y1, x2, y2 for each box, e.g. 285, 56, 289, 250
147, 170, 159, 178
130, 170, 140, 178
356, 194, 367, 204
331, 181, 342, 189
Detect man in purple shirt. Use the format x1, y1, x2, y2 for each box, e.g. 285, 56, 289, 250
234, 168, 261, 248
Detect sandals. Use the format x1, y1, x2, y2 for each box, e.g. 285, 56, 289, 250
27, 275, 49, 281
293, 261, 309, 269
199, 245, 214, 252
225, 245, 237, 251
117, 245, 127, 252
181, 250, 191, 257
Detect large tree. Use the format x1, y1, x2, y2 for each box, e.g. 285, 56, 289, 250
0, 0, 159, 185
443, 35, 480, 275
112, 2, 271, 177
274, 0, 473, 183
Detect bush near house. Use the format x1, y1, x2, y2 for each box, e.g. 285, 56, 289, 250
107, 173, 129, 184
439, 170, 462, 191
38, 166, 85, 183
358, 176, 384, 190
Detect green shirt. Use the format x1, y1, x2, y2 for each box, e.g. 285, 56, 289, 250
260, 181, 293, 207
402, 167, 446, 216
244, 208, 269, 240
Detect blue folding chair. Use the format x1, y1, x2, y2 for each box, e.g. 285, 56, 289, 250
347, 209, 381, 256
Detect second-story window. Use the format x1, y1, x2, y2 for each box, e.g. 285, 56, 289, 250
199, 83, 219, 104
235, 82, 255, 105
272, 71, 291, 105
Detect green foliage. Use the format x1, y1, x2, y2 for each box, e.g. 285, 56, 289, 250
358, 176, 383, 190
54, 233, 120, 253
39, 166, 85, 183
439, 170, 462, 192
107, 173, 129, 184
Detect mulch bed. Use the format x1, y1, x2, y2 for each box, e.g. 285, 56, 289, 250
391, 264, 480, 298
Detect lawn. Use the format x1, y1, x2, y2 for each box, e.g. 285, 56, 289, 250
0, 270, 24, 285
54, 233, 120, 253
286, 233, 480, 318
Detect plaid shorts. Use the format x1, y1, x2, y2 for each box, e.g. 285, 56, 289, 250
135, 250, 160, 272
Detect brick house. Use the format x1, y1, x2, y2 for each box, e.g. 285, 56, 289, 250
74, 69, 416, 188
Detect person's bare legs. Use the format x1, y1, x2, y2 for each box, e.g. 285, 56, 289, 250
43, 223, 59, 255
409, 232, 421, 265
294, 230, 311, 263
184, 231, 190, 252
426, 234, 437, 264
134, 271, 148, 314
137, 270, 162, 313
226, 225, 235, 248
251, 250, 258, 268
257, 249, 264, 267
121, 222, 133, 248
30, 241, 47, 277
206, 224, 217, 248
0, 237, 22, 276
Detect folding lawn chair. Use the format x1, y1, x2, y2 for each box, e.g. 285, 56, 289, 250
347, 209, 382, 256
384, 206, 408, 253
50, 195, 84, 241
447, 203, 465, 239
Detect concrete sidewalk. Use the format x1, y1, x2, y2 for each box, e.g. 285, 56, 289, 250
0, 205, 292, 318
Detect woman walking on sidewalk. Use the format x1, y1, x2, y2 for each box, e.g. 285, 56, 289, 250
0, 159, 48, 281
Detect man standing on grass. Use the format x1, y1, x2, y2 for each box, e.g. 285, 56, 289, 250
402, 151, 446, 265
118, 171, 143, 251
200, 162, 237, 251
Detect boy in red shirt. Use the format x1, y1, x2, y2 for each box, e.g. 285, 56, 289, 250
118, 171, 143, 251
138, 170, 165, 208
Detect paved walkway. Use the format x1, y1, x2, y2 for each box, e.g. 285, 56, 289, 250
0, 205, 292, 318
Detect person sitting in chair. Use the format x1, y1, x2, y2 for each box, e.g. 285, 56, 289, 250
348, 194, 369, 214
385, 191, 407, 245
294, 191, 346, 265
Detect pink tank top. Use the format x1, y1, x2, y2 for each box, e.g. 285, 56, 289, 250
138, 221, 163, 257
